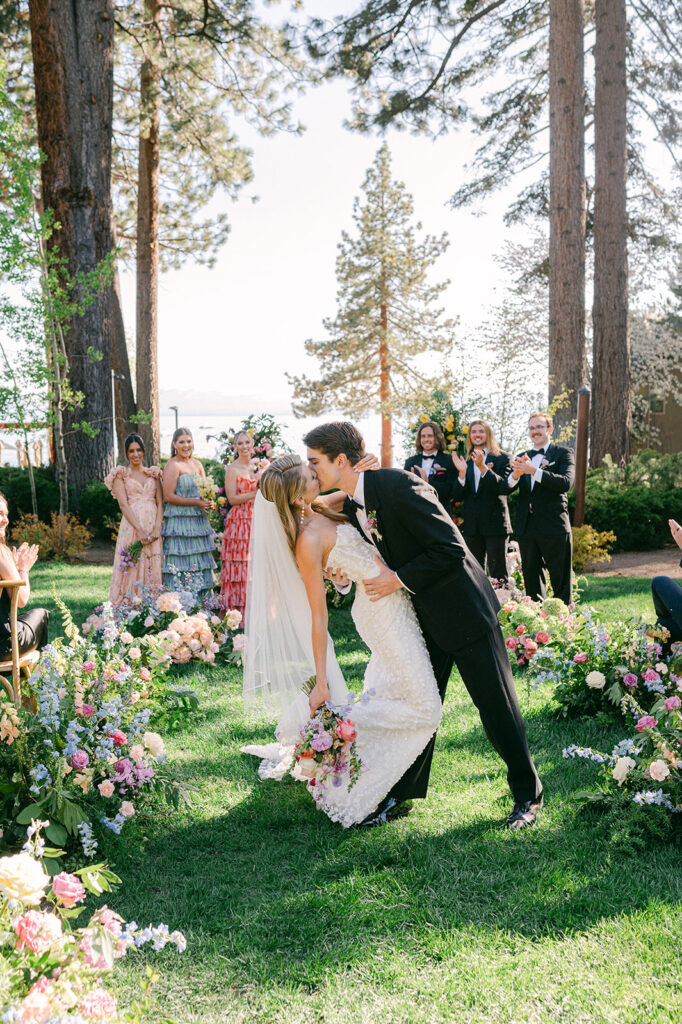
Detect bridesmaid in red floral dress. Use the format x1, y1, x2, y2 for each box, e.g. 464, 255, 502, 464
219, 431, 266, 616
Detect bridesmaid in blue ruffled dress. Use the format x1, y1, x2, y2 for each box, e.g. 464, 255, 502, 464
162, 427, 216, 597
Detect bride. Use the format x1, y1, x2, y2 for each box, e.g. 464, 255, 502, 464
242, 453, 442, 828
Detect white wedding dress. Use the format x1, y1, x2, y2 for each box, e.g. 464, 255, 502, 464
242, 520, 442, 827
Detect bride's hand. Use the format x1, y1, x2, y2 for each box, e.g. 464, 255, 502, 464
354, 452, 380, 473
308, 679, 330, 716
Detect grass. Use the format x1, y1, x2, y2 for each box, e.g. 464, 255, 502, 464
28, 567, 682, 1024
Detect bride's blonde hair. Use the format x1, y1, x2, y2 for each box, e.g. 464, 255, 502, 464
259, 454, 345, 556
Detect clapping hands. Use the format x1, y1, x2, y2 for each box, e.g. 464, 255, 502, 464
511, 454, 535, 479
451, 451, 467, 476
11, 542, 39, 577
670, 519, 682, 551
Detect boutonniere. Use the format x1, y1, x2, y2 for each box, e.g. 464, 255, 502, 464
433, 466, 446, 475
365, 509, 383, 543
541, 458, 549, 467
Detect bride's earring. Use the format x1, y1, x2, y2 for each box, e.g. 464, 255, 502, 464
299, 503, 305, 527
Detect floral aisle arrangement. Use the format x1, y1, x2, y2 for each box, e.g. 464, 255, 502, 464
290, 683, 370, 804
208, 412, 291, 465
563, 691, 682, 817
0, 614, 187, 859
83, 587, 243, 668
497, 593, 570, 669
528, 610, 681, 718
0, 823, 185, 1022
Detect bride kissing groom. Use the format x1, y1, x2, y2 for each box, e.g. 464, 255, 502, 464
243, 421, 542, 830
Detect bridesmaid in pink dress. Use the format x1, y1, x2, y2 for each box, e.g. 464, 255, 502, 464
105, 433, 164, 607
219, 431, 264, 616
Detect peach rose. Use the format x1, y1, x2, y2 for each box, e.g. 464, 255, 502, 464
98, 780, 115, 798
649, 759, 670, 782
0, 852, 49, 905
120, 801, 135, 818
336, 719, 357, 743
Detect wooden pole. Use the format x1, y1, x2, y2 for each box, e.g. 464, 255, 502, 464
573, 385, 590, 526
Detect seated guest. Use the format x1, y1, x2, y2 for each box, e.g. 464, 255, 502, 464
0, 492, 49, 656
507, 412, 575, 605
404, 421, 455, 508
652, 519, 682, 650
451, 419, 511, 583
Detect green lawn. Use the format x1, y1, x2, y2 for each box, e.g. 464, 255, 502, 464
29, 567, 682, 1024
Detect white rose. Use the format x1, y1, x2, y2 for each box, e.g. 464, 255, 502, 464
586, 671, 606, 689
649, 759, 670, 782
143, 731, 165, 758
0, 852, 49, 905
655, 663, 668, 675
612, 756, 636, 785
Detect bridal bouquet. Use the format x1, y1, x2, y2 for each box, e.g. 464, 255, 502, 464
118, 539, 143, 573
291, 680, 367, 802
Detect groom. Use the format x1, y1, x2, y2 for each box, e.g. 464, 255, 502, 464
304, 421, 543, 830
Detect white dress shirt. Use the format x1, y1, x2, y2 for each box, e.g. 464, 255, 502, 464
507, 442, 549, 491
459, 448, 488, 493
420, 453, 436, 476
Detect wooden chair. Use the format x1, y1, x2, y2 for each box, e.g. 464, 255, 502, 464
0, 579, 41, 708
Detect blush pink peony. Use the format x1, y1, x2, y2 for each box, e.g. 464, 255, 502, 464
336, 719, 358, 743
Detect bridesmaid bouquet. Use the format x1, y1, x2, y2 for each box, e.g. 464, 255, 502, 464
118, 540, 142, 573
291, 677, 367, 801
195, 474, 218, 502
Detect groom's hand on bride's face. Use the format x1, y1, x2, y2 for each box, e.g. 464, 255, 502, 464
364, 557, 403, 601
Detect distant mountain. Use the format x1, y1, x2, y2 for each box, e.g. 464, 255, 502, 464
159, 389, 290, 416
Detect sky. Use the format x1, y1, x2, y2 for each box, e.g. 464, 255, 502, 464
118, 6, 530, 419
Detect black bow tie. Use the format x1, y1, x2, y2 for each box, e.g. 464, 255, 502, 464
422, 453, 436, 460
346, 497, 364, 511
529, 449, 545, 457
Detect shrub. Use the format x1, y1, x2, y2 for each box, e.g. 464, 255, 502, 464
10, 511, 92, 561
572, 524, 617, 571
582, 486, 682, 551
0, 466, 60, 520
77, 478, 120, 539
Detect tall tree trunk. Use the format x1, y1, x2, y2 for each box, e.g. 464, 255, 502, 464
28, 0, 115, 496
591, 0, 630, 466
549, 0, 586, 442
135, 0, 161, 464
379, 301, 392, 467
110, 229, 138, 458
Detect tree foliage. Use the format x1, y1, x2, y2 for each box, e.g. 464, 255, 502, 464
287, 143, 456, 463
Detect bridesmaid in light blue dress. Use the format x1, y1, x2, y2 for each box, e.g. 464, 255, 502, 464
161, 427, 215, 597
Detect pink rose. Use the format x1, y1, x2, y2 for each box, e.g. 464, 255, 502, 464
80, 932, 108, 969
505, 636, 519, 651
92, 904, 123, 938
82, 660, 96, 673
573, 652, 588, 663
502, 601, 517, 612
539, 609, 548, 619
515, 624, 527, 636
517, 656, 526, 666
130, 743, 144, 762
78, 703, 95, 717
144, 615, 155, 627
52, 871, 86, 908
129, 647, 142, 660
139, 666, 151, 682
336, 719, 357, 743
642, 668, 661, 683
664, 695, 681, 711
114, 757, 132, 776
120, 801, 135, 818
79, 988, 117, 1019
623, 672, 638, 687
98, 780, 115, 798
536, 631, 550, 644
635, 715, 656, 732
70, 749, 89, 770
108, 730, 127, 747
522, 640, 538, 655
14, 910, 62, 953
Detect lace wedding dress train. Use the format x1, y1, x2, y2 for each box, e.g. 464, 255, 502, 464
242, 524, 442, 827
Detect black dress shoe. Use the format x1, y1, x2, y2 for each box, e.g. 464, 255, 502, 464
356, 797, 413, 828
506, 793, 543, 830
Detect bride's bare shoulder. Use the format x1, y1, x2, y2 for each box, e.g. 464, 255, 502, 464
295, 516, 336, 562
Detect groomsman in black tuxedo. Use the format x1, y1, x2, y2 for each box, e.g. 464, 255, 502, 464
403, 421, 455, 510
508, 411, 575, 605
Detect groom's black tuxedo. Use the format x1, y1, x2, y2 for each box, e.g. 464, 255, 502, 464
343, 469, 541, 806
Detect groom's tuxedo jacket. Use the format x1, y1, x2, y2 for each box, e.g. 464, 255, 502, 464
344, 468, 500, 653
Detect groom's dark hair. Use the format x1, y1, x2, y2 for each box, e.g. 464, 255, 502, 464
303, 421, 364, 465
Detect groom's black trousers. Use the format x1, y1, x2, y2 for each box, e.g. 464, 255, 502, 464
388, 623, 542, 806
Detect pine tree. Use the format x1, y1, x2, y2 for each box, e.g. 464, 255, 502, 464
288, 144, 456, 467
